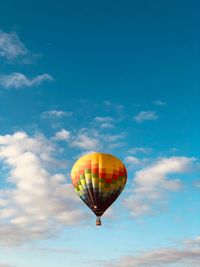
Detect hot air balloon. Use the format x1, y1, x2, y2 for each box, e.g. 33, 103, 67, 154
71, 152, 127, 226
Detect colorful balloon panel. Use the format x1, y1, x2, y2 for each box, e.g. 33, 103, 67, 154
71, 152, 127, 218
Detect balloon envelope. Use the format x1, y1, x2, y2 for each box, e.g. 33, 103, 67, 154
71, 152, 127, 225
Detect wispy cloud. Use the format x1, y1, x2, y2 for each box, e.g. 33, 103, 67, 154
0, 30, 28, 60
184, 236, 200, 247
0, 73, 54, 89
105, 134, 124, 142
94, 116, 113, 123
128, 147, 152, 155
103, 100, 112, 106
134, 111, 158, 123
0, 30, 38, 64
153, 100, 167, 106
42, 110, 73, 119
100, 123, 115, 129
0, 131, 86, 246
94, 117, 114, 129
124, 157, 196, 217
103, 101, 124, 113
101, 237, 200, 267
30, 246, 80, 254
0, 264, 13, 267
193, 180, 200, 188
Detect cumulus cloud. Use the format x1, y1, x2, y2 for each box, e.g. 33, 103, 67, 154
125, 156, 142, 166
134, 111, 158, 122
71, 131, 101, 151
0, 131, 86, 246
101, 242, 200, 267
54, 129, 71, 141
0, 31, 28, 60
124, 157, 196, 217
0, 73, 54, 89
70, 128, 124, 151
62, 127, 125, 152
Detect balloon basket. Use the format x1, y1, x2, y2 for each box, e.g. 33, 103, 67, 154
96, 217, 102, 226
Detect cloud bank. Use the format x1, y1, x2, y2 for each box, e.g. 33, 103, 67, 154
0, 132, 86, 246
124, 157, 196, 217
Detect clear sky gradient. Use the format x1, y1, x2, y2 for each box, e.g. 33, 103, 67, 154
0, 1, 200, 267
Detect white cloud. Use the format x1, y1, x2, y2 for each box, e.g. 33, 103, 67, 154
184, 236, 200, 247
128, 147, 152, 155
95, 117, 113, 123
0, 31, 28, 60
54, 129, 71, 141
30, 246, 79, 254
0, 131, 86, 246
124, 157, 196, 217
125, 156, 142, 166
0, 73, 54, 89
100, 123, 115, 129
105, 134, 124, 142
102, 243, 200, 267
94, 117, 115, 129
103, 100, 112, 106
103, 101, 124, 113
70, 128, 125, 152
42, 110, 72, 119
134, 111, 158, 122
153, 100, 167, 106
71, 132, 100, 150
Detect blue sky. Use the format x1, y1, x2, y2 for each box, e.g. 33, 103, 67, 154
0, 1, 200, 266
